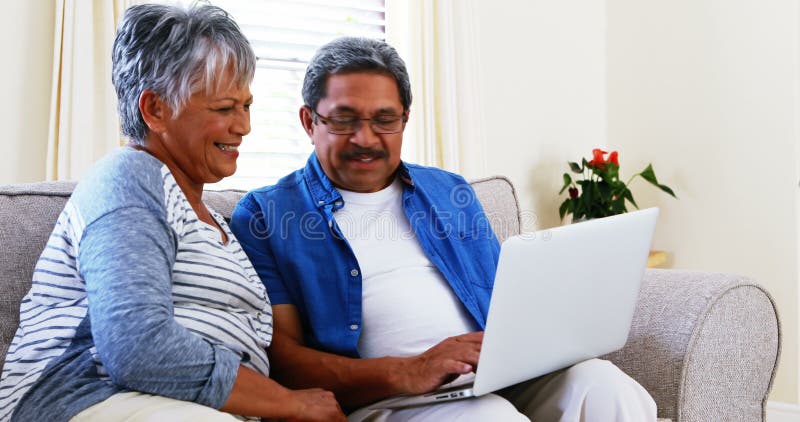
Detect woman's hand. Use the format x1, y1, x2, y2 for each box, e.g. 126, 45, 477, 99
284, 388, 346, 422
223, 365, 344, 420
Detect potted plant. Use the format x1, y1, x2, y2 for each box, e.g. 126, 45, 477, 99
558, 148, 676, 222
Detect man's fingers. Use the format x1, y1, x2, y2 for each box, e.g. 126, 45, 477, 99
426, 334, 482, 365
441, 358, 474, 375
464, 350, 480, 366
452, 331, 484, 343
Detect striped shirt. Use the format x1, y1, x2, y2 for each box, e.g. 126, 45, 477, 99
0, 148, 272, 421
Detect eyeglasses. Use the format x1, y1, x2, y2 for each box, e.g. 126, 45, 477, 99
311, 109, 408, 135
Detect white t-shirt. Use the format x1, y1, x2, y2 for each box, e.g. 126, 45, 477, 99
334, 179, 477, 359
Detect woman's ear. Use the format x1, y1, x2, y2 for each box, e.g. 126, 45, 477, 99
139, 90, 169, 134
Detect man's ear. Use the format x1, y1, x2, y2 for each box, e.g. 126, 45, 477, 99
139, 90, 170, 135
299, 106, 315, 142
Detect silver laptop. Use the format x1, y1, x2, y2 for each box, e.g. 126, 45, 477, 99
369, 208, 659, 409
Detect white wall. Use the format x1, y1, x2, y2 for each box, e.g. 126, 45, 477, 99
469, 0, 607, 232
607, 0, 799, 403
0, 1, 55, 184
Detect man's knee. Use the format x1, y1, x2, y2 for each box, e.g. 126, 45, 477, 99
564, 359, 657, 420
562, 359, 649, 397
494, 360, 657, 421
563, 359, 620, 381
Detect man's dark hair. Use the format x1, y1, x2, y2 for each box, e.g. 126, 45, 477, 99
302, 37, 412, 112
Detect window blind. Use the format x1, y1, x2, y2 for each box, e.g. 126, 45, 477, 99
208, 0, 386, 190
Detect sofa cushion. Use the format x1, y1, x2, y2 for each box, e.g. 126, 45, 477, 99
0, 182, 77, 367
468, 176, 521, 243
202, 189, 246, 222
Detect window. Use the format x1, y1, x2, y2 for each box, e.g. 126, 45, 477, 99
207, 0, 387, 190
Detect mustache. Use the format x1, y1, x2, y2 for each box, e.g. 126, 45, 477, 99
339, 147, 388, 161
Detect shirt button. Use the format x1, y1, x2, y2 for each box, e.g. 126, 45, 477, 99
350, 269, 359, 277
349, 324, 359, 330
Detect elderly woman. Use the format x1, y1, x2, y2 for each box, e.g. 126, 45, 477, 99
0, 4, 344, 421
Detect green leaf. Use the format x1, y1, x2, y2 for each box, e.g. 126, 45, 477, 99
580, 181, 594, 205
611, 196, 626, 214
622, 188, 638, 208
639, 164, 677, 198
559, 173, 573, 194
569, 162, 583, 173
586, 182, 600, 218
658, 183, 677, 198
639, 164, 658, 185
559, 199, 572, 220
606, 163, 619, 181
597, 181, 612, 200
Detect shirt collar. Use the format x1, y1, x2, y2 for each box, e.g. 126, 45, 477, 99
303, 152, 416, 209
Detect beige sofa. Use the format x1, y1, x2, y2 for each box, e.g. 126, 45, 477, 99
0, 177, 780, 421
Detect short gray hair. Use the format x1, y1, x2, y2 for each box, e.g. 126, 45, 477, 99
112, 3, 256, 144
302, 37, 411, 112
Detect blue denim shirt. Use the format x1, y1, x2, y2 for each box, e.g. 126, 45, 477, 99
230, 154, 500, 357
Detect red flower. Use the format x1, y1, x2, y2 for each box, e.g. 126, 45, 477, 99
609, 151, 619, 166
588, 148, 607, 167
559, 147, 676, 221
569, 187, 579, 199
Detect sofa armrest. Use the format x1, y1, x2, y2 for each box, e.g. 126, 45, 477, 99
603, 269, 780, 422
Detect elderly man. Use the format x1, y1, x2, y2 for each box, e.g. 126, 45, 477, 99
231, 37, 656, 421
